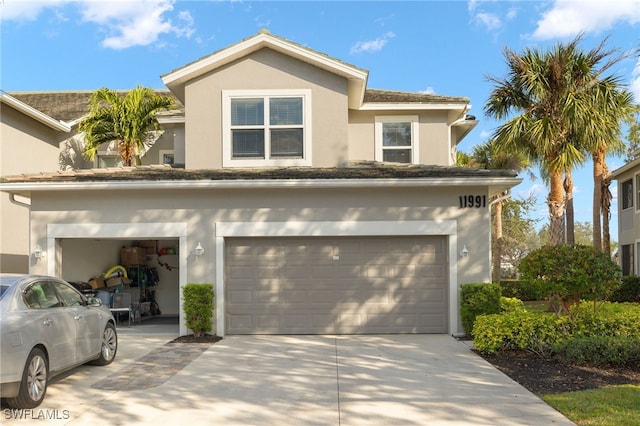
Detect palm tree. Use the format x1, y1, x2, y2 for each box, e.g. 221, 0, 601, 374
458, 140, 530, 282
484, 36, 627, 246
79, 86, 175, 166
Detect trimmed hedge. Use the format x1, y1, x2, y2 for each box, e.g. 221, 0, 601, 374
554, 336, 640, 367
473, 302, 640, 355
183, 283, 214, 337
460, 283, 501, 336
610, 276, 640, 303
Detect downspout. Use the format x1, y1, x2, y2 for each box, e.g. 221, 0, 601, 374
490, 190, 511, 206
9, 193, 31, 208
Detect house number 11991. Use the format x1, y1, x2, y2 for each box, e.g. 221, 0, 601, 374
459, 195, 487, 208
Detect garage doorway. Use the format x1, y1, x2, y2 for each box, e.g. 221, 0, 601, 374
225, 236, 448, 334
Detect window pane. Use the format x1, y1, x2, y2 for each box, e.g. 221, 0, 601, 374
382, 122, 411, 147
231, 99, 264, 126
622, 179, 634, 209
271, 129, 303, 158
232, 130, 265, 158
636, 176, 640, 210
383, 149, 411, 163
98, 156, 122, 168
270, 98, 302, 125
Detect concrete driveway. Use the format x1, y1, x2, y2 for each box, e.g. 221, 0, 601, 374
2, 333, 574, 425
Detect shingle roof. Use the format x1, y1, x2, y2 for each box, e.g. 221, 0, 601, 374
0, 162, 517, 184
8, 90, 183, 123
364, 89, 469, 104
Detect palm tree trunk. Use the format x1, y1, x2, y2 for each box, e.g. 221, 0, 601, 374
592, 149, 604, 251
564, 172, 575, 245
491, 200, 503, 283
602, 164, 613, 256
548, 171, 566, 246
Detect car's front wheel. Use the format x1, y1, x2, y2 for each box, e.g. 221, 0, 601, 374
90, 322, 117, 366
6, 347, 48, 409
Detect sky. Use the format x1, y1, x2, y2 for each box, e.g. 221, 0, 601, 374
1, 0, 639, 235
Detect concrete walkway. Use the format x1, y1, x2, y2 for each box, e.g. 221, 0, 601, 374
1, 334, 574, 425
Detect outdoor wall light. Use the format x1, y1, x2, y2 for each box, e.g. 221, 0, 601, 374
33, 245, 46, 261
460, 245, 469, 258
194, 242, 205, 256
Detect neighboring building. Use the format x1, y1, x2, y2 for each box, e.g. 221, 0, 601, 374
611, 156, 640, 275
0, 31, 521, 336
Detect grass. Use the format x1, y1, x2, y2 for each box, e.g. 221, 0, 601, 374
543, 384, 640, 426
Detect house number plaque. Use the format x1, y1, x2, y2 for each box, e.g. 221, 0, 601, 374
459, 195, 487, 208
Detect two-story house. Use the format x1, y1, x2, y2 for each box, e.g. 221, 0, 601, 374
0, 31, 521, 337
611, 156, 640, 275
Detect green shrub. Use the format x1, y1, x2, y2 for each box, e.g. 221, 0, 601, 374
460, 283, 501, 336
519, 244, 621, 311
554, 336, 640, 366
500, 296, 525, 313
610, 276, 640, 303
473, 302, 640, 355
182, 283, 214, 337
473, 310, 564, 355
499, 279, 545, 301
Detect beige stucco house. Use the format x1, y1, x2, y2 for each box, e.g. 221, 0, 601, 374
611, 156, 640, 275
0, 31, 521, 336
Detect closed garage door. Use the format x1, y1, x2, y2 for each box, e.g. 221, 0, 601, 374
225, 236, 448, 334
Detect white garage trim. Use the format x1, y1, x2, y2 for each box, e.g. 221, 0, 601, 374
215, 220, 458, 336
45, 222, 190, 335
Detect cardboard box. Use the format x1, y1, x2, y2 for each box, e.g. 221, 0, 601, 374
120, 247, 146, 265
136, 240, 158, 256
88, 277, 105, 289
106, 276, 132, 287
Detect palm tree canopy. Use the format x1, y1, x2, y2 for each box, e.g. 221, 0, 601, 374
79, 86, 175, 166
484, 35, 632, 176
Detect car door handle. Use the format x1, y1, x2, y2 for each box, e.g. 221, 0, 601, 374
74, 315, 83, 321
43, 318, 53, 326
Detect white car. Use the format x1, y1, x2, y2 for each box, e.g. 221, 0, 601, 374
0, 274, 117, 408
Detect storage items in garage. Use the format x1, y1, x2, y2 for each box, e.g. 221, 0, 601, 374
120, 247, 146, 265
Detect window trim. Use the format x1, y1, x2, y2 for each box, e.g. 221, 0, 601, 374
222, 89, 312, 167
621, 178, 634, 211
159, 150, 175, 165
374, 115, 419, 164
96, 151, 122, 168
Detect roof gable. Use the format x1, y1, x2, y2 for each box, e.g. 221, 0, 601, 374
162, 31, 369, 108
1, 91, 71, 132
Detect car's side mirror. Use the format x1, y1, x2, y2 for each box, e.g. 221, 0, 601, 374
88, 297, 103, 307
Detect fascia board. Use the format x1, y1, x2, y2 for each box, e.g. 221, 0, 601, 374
359, 103, 471, 111
0, 177, 523, 193
162, 33, 368, 88
610, 158, 640, 179
1, 93, 71, 132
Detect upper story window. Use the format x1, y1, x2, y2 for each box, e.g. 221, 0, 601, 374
636, 175, 640, 211
374, 116, 419, 164
97, 153, 122, 168
223, 90, 312, 167
622, 179, 633, 210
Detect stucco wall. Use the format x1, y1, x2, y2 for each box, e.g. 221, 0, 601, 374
1, 104, 67, 272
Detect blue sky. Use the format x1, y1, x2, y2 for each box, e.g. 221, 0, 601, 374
2, 0, 639, 235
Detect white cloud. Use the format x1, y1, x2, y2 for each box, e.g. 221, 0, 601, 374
479, 129, 492, 140
474, 12, 502, 31
1, 0, 195, 49
350, 32, 396, 54
531, 0, 640, 40
419, 87, 435, 95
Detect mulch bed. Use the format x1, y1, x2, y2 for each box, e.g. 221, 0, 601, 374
170, 334, 223, 344
479, 350, 640, 395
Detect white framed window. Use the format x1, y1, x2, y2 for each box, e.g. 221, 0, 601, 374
159, 150, 175, 165
222, 90, 312, 167
96, 153, 122, 168
622, 179, 634, 210
374, 115, 419, 164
